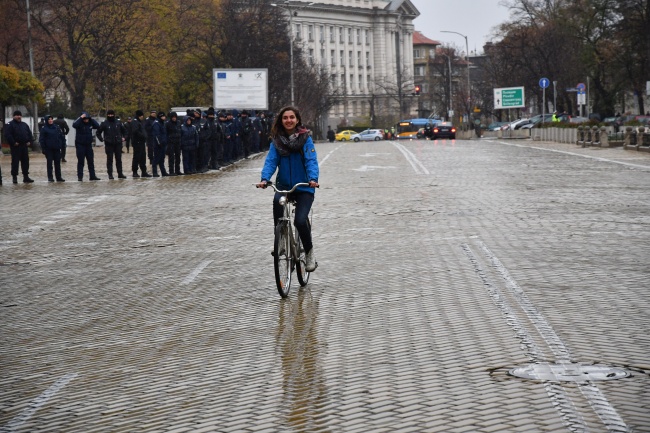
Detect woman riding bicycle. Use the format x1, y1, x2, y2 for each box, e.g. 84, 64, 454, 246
257, 106, 319, 271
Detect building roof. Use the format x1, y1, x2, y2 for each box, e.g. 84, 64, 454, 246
413, 31, 441, 46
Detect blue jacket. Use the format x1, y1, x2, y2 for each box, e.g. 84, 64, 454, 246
261, 133, 319, 194
39, 123, 65, 150
151, 119, 167, 146
5, 119, 34, 144
180, 119, 198, 149
73, 113, 100, 145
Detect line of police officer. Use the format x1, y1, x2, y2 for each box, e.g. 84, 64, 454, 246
0, 107, 273, 185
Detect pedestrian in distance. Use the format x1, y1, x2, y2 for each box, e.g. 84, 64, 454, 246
53, 114, 69, 162
165, 112, 182, 176
72, 112, 101, 181
151, 111, 169, 177
257, 106, 320, 272
180, 115, 198, 175
131, 110, 151, 178
4, 110, 35, 183
327, 126, 335, 143
96, 110, 127, 179
39, 114, 65, 182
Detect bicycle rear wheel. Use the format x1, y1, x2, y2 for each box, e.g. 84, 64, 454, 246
295, 220, 311, 287
274, 222, 293, 298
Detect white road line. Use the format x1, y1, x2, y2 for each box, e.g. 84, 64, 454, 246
319, 144, 343, 167
391, 141, 430, 175
494, 140, 650, 171
467, 239, 630, 432
181, 260, 213, 285
0, 373, 78, 433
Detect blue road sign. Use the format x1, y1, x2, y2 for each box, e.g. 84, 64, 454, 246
577, 82, 586, 94
539, 78, 550, 89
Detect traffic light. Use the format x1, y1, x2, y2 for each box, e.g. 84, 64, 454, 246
414, 85, 421, 96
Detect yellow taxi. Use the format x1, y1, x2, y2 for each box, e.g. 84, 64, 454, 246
335, 130, 357, 141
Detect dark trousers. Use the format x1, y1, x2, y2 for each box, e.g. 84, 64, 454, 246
203, 140, 212, 169
75, 143, 96, 179
125, 137, 131, 153
132, 144, 147, 174
61, 138, 68, 159
182, 147, 196, 173
44, 148, 62, 180
241, 134, 251, 158
273, 191, 314, 253
105, 143, 123, 176
167, 141, 181, 174
10, 143, 30, 177
196, 142, 205, 171
146, 142, 154, 165
224, 138, 234, 162
210, 140, 223, 168
153, 144, 167, 175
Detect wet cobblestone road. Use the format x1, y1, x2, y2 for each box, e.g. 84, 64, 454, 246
1, 138, 649, 432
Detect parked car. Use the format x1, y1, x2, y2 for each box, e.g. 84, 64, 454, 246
352, 129, 384, 142
487, 121, 508, 131
335, 130, 357, 141
501, 118, 531, 131
432, 122, 456, 139
569, 116, 589, 124
520, 114, 554, 129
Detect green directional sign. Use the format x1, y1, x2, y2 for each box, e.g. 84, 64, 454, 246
494, 86, 525, 109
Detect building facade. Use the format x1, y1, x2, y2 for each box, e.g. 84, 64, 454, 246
284, 0, 420, 128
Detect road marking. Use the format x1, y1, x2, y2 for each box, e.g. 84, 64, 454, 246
181, 260, 213, 285
352, 165, 396, 172
391, 142, 430, 175
463, 240, 630, 432
494, 140, 650, 171
319, 145, 343, 167
0, 373, 78, 433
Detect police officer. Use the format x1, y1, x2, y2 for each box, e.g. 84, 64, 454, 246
151, 111, 169, 177
4, 110, 34, 183
166, 112, 182, 175
144, 109, 157, 167
180, 115, 198, 174
123, 116, 133, 153
131, 110, 151, 178
96, 110, 127, 179
192, 108, 205, 172
53, 114, 69, 162
240, 110, 253, 159
223, 111, 235, 165
39, 114, 65, 182
202, 107, 221, 170
72, 112, 101, 181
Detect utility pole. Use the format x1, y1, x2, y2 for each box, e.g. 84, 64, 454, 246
26, 0, 40, 149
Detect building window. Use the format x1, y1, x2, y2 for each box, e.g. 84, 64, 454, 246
414, 65, 425, 76
365, 29, 370, 45
357, 29, 361, 44
319, 25, 324, 42
365, 51, 370, 66
320, 48, 325, 61
340, 50, 344, 66
308, 25, 313, 42
359, 74, 363, 91
330, 26, 335, 43
349, 50, 353, 66
331, 49, 336, 66
348, 28, 353, 44
350, 74, 354, 92
308, 48, 314, 64
296, 24, 302, 40
429, 48, 436, 58
339, 27, 344, 43
413, 48, 422, 59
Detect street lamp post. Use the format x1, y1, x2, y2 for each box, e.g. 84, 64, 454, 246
441, 30, 470, 122
271, 1, 314, 106
26, 0, 40, 148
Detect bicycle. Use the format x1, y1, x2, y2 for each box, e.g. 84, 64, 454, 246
257, 182, 315, 298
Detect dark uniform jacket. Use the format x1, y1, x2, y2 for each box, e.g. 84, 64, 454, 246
72, 114, 100, 145
130, 118, 147, 147
97, 119, 126, 146
39, 123, 65, 150
5, 119, 34, 144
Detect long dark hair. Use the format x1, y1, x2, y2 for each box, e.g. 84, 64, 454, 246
271, 106, 302, 139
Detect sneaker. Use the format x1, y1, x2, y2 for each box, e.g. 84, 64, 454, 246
305, 249, 317, 272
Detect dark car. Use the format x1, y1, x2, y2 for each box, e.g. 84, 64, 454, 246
432, 122, 456, 139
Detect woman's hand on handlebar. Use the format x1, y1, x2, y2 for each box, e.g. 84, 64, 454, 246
309, 180, 319, 188
256, 180, 268, 189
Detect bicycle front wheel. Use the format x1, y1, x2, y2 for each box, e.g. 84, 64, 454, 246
274, 222, 293, 298
295, 220, 311, 287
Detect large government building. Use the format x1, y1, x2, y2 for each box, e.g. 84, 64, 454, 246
284, 0, 420, 128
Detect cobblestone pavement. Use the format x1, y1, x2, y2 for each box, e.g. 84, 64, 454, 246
1, 138, 649, 432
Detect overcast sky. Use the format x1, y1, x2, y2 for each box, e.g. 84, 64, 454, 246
409, 0, 512, 55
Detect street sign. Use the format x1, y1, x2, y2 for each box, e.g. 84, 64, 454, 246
213, 68, 268, 109
577, 93, 586, 105
494, 87, 525, 109
577, 82, 586, 94
646, 81, 650, 96
539, 78, 550, 89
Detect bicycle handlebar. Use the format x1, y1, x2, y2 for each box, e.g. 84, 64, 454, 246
256, 181, 313, 194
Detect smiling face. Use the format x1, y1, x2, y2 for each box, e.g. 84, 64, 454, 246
282, 110, 298, 134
